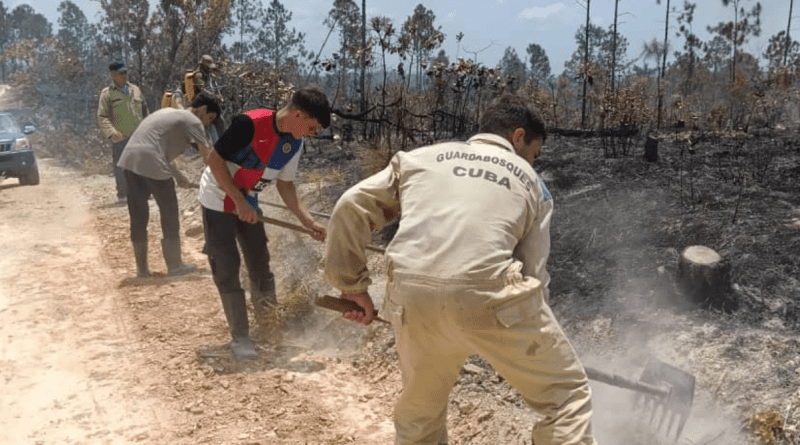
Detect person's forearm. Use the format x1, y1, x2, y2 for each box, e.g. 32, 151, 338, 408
197, 142, 211, 161
97, 113, 115, 139
187, 135, 212, 160
276, 180, 313, 226
323, 161, 401, 292
169, 161, 193, 187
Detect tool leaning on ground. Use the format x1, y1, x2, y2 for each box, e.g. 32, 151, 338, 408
260, 209, 696, 441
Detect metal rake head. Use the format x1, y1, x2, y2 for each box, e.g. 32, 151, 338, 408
635, 359, 696, 442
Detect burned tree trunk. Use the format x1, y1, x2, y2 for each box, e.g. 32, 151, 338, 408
644, 136, 658, 162
677, 245, 736, 311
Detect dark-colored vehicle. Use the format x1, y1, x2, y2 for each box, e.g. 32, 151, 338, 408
0, 112, 38, 185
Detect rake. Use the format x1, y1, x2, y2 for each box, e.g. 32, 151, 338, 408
260, 215, 696, 441
314, 293, 696, 441
585, 359, 695, 441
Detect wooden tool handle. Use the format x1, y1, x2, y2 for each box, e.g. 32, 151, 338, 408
315, 295, 379, 317
258, 215, 386, 254
314, 295, 389, 324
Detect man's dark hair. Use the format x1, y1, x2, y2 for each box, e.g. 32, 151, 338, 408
191, 92, 222, 117
290, 87, 331, 129
479, 94, 547, 143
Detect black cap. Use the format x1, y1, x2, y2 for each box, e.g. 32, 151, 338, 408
109, 62, 127, 73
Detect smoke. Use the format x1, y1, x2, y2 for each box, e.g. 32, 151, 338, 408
548, 182, 758, 444
589, 377, 749, 444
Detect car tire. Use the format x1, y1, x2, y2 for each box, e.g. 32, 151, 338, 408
19, 160, 40, 186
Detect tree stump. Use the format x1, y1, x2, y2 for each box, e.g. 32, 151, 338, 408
677, 245, 737, 311
643, 136, 659, 162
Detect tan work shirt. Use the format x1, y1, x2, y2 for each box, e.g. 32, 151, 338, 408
325, 133, 553, 297
97, 82, 149, 139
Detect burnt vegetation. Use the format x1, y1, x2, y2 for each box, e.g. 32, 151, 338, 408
2, 0, 800, 443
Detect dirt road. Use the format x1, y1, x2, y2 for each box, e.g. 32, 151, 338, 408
0, 157, 399, 445
0, 160, 166, 443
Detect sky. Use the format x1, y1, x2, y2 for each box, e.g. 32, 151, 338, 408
8, 0, 792, 74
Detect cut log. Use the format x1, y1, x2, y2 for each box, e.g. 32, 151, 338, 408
643, 136, 658, 162
677, 245, 737, 311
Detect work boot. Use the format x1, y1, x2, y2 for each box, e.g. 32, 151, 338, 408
250, 275, 278, 327
161, 238, 197, 276
219, 291, 257, 360
132, 242, 149, 277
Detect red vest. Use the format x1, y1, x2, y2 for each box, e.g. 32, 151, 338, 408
223, 109, 303, 212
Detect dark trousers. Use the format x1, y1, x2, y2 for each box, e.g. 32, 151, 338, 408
124, 169, 181, 244
202, 206, 272, 296
112, 139, 128, 199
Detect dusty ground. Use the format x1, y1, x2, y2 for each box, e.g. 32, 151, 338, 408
0, 155, 400, 444
2, 83, 800, 444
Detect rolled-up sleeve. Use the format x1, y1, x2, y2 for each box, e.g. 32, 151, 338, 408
513, 176, 553, 301
324, 157, 402, 293
96, 89, 115, 139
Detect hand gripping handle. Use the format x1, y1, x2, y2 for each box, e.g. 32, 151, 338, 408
314, 295, 389, 324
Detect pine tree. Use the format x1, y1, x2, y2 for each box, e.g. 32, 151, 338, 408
526, 43, 552, 86
256, 0, 306, 76
227, 0, 262, 62
401, 4, 443, 90
499, 47, 527, 90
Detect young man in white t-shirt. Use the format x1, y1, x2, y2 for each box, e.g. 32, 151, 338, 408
198, 87, 330, 359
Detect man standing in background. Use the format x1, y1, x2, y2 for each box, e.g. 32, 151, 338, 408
192, 55, 225, 143
97, 62, 149, 204
193, 55, 219, 98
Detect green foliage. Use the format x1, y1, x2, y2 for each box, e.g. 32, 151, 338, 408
325, 0, 362, 102
226, 0, 262, 62
1, 0, 799, 146
401, 4, 444, 91
8, 4, 52, 41
256, 0, 306, 73
707, 0, 763, 83
764, 31, 800, 70
526, 43, 552, 86
565, 23, 628, 81
498, 47, 526, 90
57, 1, 92, 55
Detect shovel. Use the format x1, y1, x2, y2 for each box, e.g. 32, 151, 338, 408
585, 360, 695, 441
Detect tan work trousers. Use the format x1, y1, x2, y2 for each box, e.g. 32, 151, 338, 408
384, 268, 598, 445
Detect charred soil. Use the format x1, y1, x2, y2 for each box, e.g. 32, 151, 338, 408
2, 83, 800, 444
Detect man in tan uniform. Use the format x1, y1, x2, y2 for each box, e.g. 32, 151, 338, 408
193, 55, 218, 97
97, 62, 149, 203
324, 94, 599, 445
193, 55, 225, 143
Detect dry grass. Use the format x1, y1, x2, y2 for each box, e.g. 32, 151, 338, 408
748, 409, 791, 445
